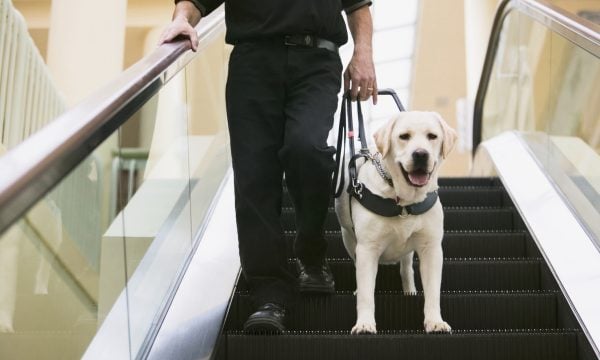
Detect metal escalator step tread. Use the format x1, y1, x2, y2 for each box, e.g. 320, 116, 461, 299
235, 258, 542, 292
284, 231, 529, 258
224, 330, 577, 360
282, 187, 510, 208
280, 208, 517, 231
438, 177, 504, 187
227, 292, 559, 331
283, 177, 503, 190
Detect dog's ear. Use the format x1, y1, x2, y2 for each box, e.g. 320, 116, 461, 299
373, 116, 398, 157
434, 113, 458, 159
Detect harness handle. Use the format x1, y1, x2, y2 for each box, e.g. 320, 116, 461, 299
332, 89, 406, 198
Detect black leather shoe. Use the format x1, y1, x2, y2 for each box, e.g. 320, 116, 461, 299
297, 258, 335, 294
243, 303, 286, 333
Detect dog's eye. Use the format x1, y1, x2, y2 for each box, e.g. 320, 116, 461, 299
399, 134, 411, 140
427, 133, 438, 140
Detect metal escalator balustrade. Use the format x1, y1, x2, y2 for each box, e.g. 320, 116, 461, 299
214, 178, 591, 359
470, 0, 600, 356
0, 6, 231, 360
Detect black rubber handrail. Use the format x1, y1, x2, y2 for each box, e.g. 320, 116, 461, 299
472, 0, 600, 156
0, 8, 225, 234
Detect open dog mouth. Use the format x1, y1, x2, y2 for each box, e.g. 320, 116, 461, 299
400, 163, 433, 187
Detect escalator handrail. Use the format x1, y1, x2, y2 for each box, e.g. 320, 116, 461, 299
472, 0, 600, 155
0, 8, 225, 235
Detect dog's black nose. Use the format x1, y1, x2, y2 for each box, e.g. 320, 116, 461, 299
412, 149, 429, 167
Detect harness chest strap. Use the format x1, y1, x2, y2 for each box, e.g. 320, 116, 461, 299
348, 185, 439, 217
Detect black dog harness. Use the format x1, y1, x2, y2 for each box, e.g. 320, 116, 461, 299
332, 90, 438, 218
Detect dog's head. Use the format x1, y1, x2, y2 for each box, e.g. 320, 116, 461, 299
373, 111, 457, 198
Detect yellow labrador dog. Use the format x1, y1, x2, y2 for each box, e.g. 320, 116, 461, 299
335, 111, 457, 334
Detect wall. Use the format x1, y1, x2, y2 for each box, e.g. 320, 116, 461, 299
411, 0, 472, 175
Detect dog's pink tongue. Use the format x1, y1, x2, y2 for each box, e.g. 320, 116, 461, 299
408, 171, 429, 186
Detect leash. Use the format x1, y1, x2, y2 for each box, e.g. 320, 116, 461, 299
333, 89, 401, 198
331, 89, 438, 218
332, 91, 370, 198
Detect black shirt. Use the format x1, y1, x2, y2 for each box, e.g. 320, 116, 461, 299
175, 0, 372, 46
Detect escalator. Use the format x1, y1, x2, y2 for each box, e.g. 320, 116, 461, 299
1, 0, 599, 359
213, 177, 595, 359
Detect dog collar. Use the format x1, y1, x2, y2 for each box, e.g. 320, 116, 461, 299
370, 153, 394, 187
348, 183, 438, 218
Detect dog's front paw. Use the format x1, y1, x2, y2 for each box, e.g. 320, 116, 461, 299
351, 322, 377, 334
424, 319, 451, 333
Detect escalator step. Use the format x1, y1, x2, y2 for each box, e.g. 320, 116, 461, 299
282, 187, 510, 208
235, 258, 542, 292
438, 177, 504, 187
225, 330, 577, 360
217, 177, 589, 360
281, 208, 517, 231
284, 231, 528, 258
227, 292, 559, 331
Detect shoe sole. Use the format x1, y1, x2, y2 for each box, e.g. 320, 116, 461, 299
243, 318, 286, 334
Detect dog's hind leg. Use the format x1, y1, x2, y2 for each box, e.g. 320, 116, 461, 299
399, 252, 417, 295
340, 227, 357, 261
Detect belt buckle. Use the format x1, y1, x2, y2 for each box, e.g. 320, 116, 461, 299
285, 35, 314, 47
284, 35, 297, 46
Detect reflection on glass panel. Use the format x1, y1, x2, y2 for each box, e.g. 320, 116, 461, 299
481, 12, 527, 141
0, 134, 126, 360
107, 81, 193, 356
532, 30, 600, 245
183, 40, 231, 234
481, 10, 600, 245
546, 33, 600, 147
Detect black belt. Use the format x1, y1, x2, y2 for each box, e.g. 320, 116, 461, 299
284, 35, 338, 52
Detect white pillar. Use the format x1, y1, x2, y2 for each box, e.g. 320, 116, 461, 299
46, 0, 127, 106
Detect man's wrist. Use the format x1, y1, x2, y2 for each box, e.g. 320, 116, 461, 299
175, 0, 206, 17
173, 14, 192, 24
353, 44, 372, 56
173, 0, 202, 25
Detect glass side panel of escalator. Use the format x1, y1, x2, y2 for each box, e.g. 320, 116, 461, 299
0, 35, 232, 358
481, 9, 600, 247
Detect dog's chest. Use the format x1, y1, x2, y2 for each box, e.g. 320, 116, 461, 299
378, 218, 422, 263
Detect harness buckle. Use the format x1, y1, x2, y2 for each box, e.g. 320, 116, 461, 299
352, 179, 364, 199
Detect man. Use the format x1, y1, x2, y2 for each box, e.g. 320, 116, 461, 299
160, 0, 377, 332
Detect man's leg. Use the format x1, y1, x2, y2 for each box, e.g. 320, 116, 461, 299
279, 47, 342, 275
226, 42, 295, 314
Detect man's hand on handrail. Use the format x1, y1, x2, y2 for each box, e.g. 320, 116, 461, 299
159, 1, 203, 52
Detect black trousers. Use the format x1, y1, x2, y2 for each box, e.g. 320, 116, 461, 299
225, 40, 342, 308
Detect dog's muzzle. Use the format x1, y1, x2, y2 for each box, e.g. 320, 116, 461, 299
400, 150, 434, 187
